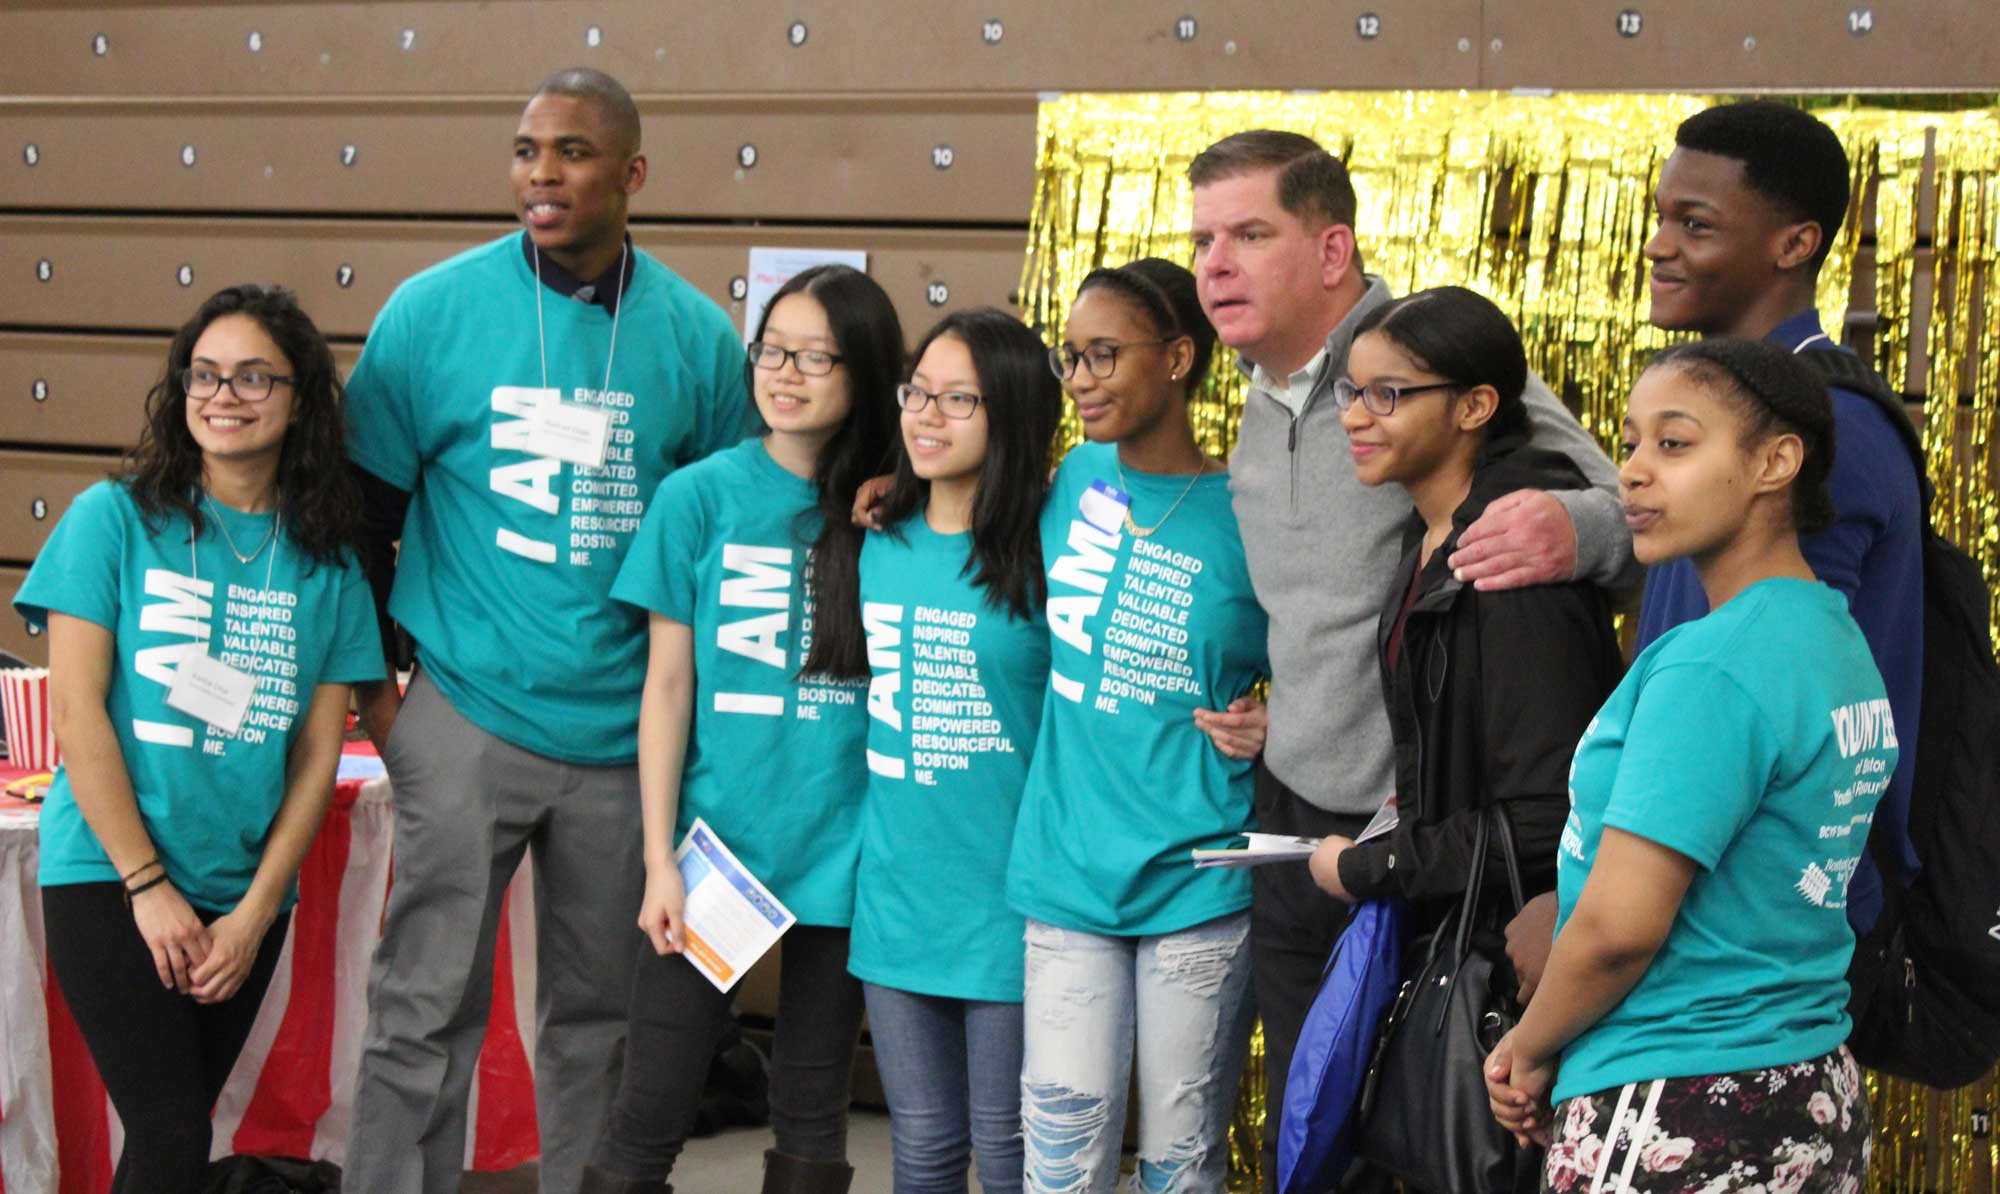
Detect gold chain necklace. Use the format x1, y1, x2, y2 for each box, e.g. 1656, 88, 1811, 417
1115, 459, 1208, 538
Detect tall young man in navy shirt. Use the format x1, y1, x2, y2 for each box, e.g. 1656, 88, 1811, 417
1508, 100, 1924, 1000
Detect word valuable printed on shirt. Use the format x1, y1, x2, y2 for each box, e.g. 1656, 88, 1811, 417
137, 569, 304, 754
1800, 698, 1900, 909
863, 601, 1018, 786
714, 543, 858, 721
489, 384, 640, 568
1046, 479, 1207, 715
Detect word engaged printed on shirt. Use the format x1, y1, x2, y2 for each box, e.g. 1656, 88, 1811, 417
1046, 486, 1208, 716
1799, 697, 1900, 909
863, 603, 1018, 786
488, 384, 643, 568
714, 543, 859, 721
133, 569, 302, 752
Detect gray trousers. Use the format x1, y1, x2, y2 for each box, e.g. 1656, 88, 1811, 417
348, 670, 644, 1194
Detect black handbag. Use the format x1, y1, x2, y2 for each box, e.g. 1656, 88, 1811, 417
1354, 805, 1527, 1194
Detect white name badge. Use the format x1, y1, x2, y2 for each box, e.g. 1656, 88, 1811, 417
528, 401, 613, 468
166, 651, 257, 736
1079, 480, 1131, 535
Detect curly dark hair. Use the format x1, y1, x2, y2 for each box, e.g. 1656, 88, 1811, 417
1646, 337, 1838, 534
123, 284, 359, 567
1674, 101, 1851, 272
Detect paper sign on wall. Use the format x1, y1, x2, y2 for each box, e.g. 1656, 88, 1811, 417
743, 247, 870, 344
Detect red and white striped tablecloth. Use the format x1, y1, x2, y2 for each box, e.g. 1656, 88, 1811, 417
0, 751, 541, 1194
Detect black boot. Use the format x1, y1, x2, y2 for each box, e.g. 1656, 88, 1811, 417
578, 1163, 672, 1194
759, 1150, 853, 1194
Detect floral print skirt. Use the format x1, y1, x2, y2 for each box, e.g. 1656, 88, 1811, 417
1542, 1045, 1871, 1193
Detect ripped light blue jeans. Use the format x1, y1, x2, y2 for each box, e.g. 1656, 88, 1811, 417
1020, 913, 1255, 1194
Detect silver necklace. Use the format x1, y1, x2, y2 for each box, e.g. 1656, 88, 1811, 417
203, 495, 278, 564
1115, 458, 1209, 538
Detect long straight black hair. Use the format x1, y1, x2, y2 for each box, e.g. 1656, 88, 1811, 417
755, 265, 905, 680
873, 308, 1064, 620
125, 284, 358, 568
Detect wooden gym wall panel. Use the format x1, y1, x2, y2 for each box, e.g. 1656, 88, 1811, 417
0, 0, 1482, 96
0, 97, 1038, 224
0, 569, 45, 667
0, 217, 1028, 340
1479, 0, 2000, 90
0, 335, 165, 450
0, 451, 122, 564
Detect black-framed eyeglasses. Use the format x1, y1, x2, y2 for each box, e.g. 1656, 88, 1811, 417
1331, 378, 1460, 416
748, 341, 844, 377
896, 383, 984, 420
181, 366, 295, 403
1048, 337, 1177, 381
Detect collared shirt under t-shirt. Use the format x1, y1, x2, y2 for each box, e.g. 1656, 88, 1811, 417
343, 233, 752, 766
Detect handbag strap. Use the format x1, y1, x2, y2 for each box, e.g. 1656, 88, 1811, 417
1446, 807, 1492, 964
1490, 802, 1526, 914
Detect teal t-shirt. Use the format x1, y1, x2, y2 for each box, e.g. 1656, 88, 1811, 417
343, 234, 752, 765
1006, 443, 1269, 936
610, 439, 867, 927
12, 482, 384, 912
850, 511, 1050, 1001
1553, 578, 1897, 1100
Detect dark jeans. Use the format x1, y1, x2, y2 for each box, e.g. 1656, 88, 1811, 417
593, 923, 866, 1179
43, 881, 291, 1194
862, 983, 1023, 1194
1248, 761, 1372, 1194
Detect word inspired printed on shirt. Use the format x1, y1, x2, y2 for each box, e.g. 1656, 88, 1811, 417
133, 568, 303, 753
715, 543, 857, 721
864, 602, 1017, 786
489, 384, 642, 568
1046, 483, 1207, 716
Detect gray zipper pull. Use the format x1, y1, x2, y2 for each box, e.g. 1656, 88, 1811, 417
1288, 415, 1299, 452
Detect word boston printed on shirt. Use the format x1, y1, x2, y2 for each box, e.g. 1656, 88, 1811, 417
713, 543, 857, 721
862, 601, 1019, 786
488, 383, 641, 569
140, 571, 305, 753
1046, 481, 1208, 715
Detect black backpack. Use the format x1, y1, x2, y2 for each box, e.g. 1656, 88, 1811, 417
1798, 347, 2000, 1090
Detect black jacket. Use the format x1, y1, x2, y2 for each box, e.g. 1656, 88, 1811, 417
1336, 435, 1624, 931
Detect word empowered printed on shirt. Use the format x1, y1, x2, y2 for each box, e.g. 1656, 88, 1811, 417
1045, 485, 1208, 716
489, 384, 643, 568
135, 570, 304, 753
862, 602, 1021, 786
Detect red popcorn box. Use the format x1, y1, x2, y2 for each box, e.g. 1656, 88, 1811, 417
2, 667, 60, 771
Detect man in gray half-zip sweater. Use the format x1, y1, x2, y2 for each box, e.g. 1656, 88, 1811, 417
1188, 131, 1639, 1190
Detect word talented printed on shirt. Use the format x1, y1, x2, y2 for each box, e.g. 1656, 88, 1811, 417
863, 603, 1017, 786
1046, 485, 1207, 715
135, 568, 303, 752
489, 384, 641, 568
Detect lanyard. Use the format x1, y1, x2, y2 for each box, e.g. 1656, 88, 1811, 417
534, 242, 628, 398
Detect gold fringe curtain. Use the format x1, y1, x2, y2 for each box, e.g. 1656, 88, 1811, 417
1020, 91, 2000, 1194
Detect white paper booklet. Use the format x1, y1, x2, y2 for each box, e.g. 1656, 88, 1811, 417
1191, 832, 1322, 869
1355, 793, 1399, 845
675, 818, 797, 993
